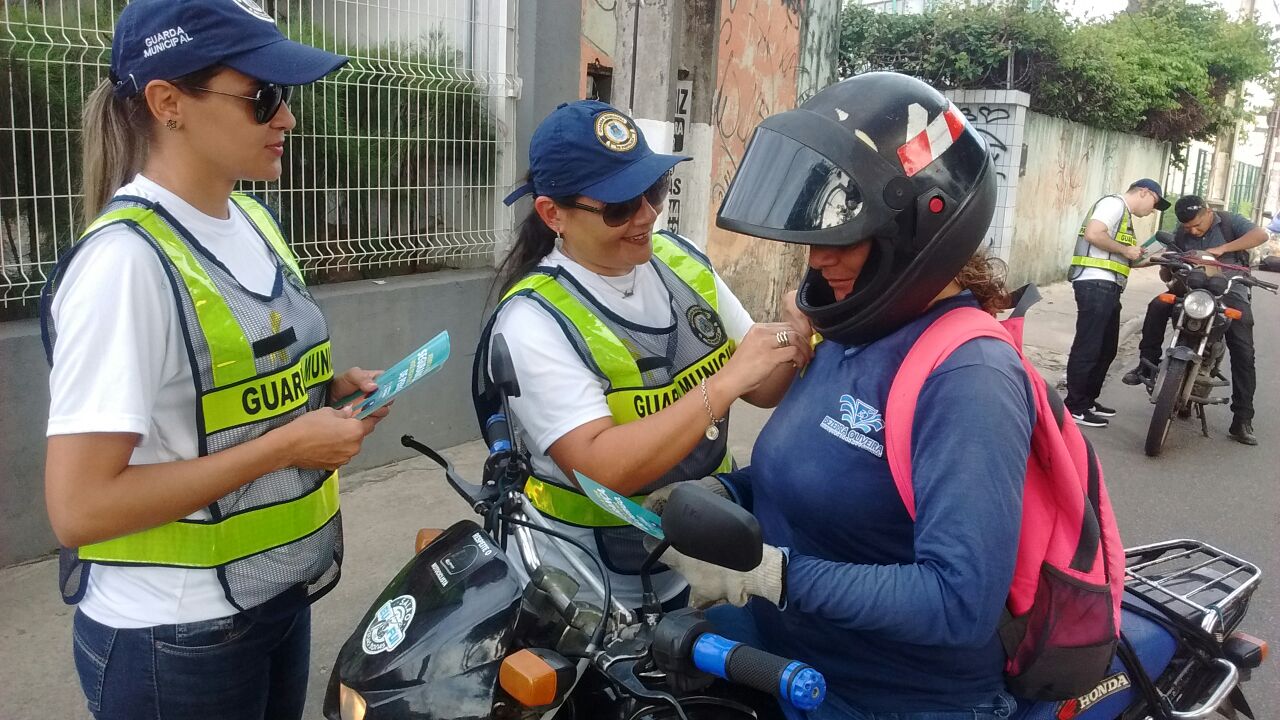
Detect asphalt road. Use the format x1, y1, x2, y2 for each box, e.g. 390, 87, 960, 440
1084, 283, 1280, 715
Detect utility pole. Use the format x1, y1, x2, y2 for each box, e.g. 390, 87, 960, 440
1255, 104, 1278, 220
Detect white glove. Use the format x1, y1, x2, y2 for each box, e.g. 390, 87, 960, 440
642, 476, 731, 517
661, 544, 786, 609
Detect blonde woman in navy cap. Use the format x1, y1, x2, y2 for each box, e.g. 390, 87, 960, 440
41, 0, 389, 716
474, 101, 810, 611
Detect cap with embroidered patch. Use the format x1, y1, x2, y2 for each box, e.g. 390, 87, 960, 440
109, 0, 348, 98
503, 100, 689, 205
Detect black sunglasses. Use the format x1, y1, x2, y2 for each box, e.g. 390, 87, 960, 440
190, 82, 293, 124
564, 171, 672, 227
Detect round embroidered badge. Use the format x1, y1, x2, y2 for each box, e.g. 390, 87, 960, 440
595, 112, 639, 152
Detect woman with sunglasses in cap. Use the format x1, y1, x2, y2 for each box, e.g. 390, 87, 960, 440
474, 100, 809, 611
41, 1, 389, 717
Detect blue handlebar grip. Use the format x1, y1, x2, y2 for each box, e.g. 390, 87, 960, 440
484, 413, 511, 454
691, 633, 826, 711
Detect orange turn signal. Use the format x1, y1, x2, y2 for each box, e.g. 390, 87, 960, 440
500, 649, 560, 708
415, 528, 443, 554
1157, 293, 1177, 305
1224, 308, 1243, 321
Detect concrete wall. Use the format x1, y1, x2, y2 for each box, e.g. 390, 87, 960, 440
0, 270, 493, 567
1012, 112, 1169, 287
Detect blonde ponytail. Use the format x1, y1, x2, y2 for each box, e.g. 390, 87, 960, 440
80, 79, 149, 226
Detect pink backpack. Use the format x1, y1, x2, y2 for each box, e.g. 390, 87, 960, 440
884, 288, 1125, 701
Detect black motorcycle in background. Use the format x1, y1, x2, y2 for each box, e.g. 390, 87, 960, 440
1138, 252, 1278, 457
323, 335, 1270, 720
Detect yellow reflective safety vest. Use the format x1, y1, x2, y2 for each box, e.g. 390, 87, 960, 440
41, 193, 341, 611
481, 231, 736, 530
1070, 195, 1137, 287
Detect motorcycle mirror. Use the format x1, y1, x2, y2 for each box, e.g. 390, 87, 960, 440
491, 333, 521, 398
663, 484, 763, 572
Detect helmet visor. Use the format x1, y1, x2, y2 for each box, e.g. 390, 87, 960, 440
716, 112, 907, 247
718, 127, 865, 233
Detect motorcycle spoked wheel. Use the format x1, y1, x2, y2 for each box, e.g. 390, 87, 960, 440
1145, 357, 1192, 457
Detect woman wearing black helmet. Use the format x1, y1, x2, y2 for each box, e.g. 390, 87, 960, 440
656, 73, 1034, 718
474, 100, 809, 613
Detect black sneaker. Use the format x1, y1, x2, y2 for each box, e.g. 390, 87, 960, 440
1121, 366, 1152, 386
1228, 420, 1257, 446
1071, 410, 1110, 428
1091, 402, 1117, 417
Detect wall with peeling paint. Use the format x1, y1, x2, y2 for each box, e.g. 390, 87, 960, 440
704, 0, 808, 321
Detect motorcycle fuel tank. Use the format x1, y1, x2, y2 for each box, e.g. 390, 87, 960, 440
325, 520, 524, 720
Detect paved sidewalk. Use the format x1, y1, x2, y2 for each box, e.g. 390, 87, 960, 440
0, 268, 1169, 719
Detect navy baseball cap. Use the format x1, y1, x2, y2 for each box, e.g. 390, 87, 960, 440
504, 100, 689, 205
109, 0, 348, 98
1129, 178, 1171, 211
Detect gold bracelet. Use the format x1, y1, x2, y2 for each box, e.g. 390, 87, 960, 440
699, 378, 725, 440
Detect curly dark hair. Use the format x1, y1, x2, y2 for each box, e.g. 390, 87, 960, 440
954, 253, 1012, 314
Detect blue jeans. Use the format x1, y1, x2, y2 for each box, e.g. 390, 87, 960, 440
72, 606, 311, 720
1065, 279, 1123, 414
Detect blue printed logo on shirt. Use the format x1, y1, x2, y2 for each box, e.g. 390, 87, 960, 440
821, 394, 885, 457
840, 394, 884, 433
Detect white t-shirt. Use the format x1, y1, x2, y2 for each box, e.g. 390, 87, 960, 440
1073, 195, 1132, 284
46, 174, 281, 628
491, 245, 753, 608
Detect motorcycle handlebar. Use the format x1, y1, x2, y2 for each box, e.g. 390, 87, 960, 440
691, 633, 826, 711
484, 413, 512, 454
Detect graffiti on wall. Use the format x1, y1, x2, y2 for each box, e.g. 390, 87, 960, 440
797, 0, 840, 104
959, 105, 1011, 181
955, 101, 1024, 257
708, 0, 800, 222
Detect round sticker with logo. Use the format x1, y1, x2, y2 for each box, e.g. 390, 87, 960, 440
362, 595, 416, 655
686, 306, 726, 347
595, 112, 638, 153
232, 0, 276, 23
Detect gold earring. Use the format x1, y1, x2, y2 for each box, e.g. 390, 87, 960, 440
165, 119, 179, 131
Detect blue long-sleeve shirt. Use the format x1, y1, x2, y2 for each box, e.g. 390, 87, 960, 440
721, 294, 1035, 713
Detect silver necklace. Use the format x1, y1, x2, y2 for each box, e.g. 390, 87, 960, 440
599, 267, 639, 298
559, 240, 638, 297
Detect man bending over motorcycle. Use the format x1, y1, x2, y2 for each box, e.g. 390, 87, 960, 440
1122, 195, 1269, 445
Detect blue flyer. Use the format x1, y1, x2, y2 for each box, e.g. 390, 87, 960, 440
337, 331, 450, 419
573, 470, 665, 540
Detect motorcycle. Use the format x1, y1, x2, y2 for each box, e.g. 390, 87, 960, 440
1136, 252, 1278, 457
324, 336, 1269, 720
322, 334, 827, 720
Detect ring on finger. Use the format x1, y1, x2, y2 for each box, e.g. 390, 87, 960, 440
775, 330, 790, 348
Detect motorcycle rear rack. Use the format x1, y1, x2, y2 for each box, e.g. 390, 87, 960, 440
1124, 539, 1260, 636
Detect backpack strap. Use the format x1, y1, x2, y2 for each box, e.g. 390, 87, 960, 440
884, 306, 1014, 519
1215, 211, 1237, 244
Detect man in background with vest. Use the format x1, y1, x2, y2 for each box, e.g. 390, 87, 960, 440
1065, 179, 1169, 427
1122, 195, 1268, 445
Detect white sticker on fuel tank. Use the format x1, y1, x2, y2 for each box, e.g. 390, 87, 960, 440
362, 595, 416, 654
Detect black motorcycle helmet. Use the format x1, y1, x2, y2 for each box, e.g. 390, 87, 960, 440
715, 72, 996, 345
